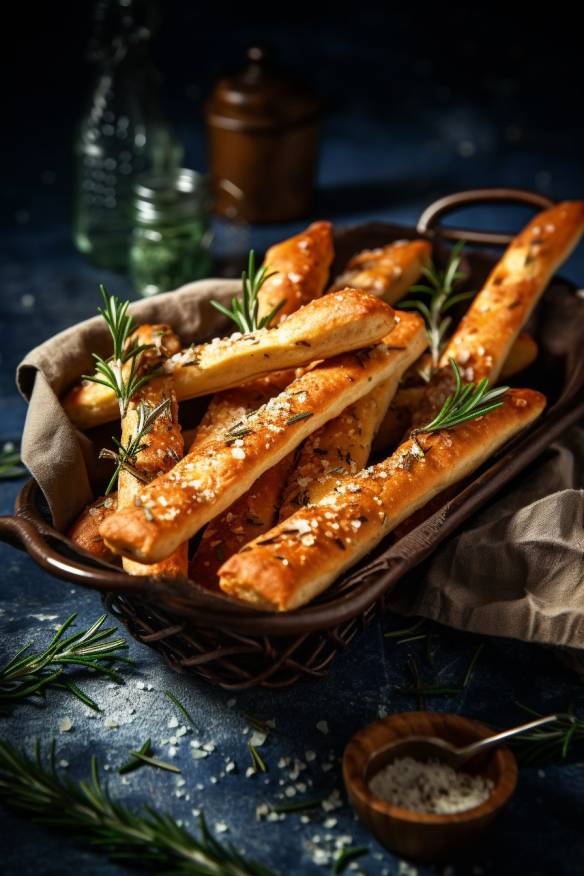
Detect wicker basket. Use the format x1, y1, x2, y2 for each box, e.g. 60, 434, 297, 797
2, 189, 583, 689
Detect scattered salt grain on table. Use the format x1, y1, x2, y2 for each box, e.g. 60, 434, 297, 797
369, 757, 493, 814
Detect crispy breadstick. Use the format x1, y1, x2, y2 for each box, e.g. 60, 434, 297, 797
257, 221, 333, 325
100, 317, 429, 565
63, 288, 393, 429
500, 332, 538, 379
68, 495, 118, 563
278, 313, 428, 517
189, 454, 295, 588
117, 376, 188, 577
328, 239, 431, 303
373, 332, 540, 457
218, 388, 546, 611
187, 224, 334, 581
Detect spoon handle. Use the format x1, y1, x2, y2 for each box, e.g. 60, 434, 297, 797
459, 714, 563, 761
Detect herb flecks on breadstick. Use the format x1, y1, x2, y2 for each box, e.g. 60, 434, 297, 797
99, 314, 429, 565
218, 387, 545, 611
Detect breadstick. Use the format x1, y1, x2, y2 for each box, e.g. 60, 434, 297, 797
189, 454, 294, 588
68, 495, 118, 563
218, 388, 546, 611
257, 220, 333, 325
117, 376, 188, 577
499, 332, 538, 379
329, 239, 431, 303
278, 312, 428, 517
100, 317, 428, 564
373, 332, 540, 457
63, 288, 393, 429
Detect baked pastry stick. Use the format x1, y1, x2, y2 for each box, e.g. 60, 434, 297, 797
190, 243, 430, 583
63, 288, 390, 429
328, 239, 431, 304
412, 200, 584, 424
117, 376, 188, 577
68, 495, 118, 563
218, 388, 546, 611
372, 330, 539, 456
100, 319, 430, 565
190, 454, 295, 588
191, 314, 426, 585
187, 224, 334, 583
278, 313, 428, 518
256, 220, 333, 325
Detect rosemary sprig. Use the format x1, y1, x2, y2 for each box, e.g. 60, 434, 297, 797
269, 797, 324, 815
248, 743, 267, 774
119, 739, 153, 775
333, 846, 369, 874
164, 690, 195, 726
0, 443, 26, 480
99, 397, 171, 495
83, 286, 157, 418
512, 704, 583, 765
211, 251, 282, 333
399, 240, 473, 371
412, 359, 509, 441
0, 613, 129, 711
127, 750, 181, 774
0, 740, 276, 876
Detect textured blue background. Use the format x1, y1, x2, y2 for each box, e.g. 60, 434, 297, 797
2, 8, 584, 875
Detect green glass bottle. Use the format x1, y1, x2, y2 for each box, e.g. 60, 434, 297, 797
130, 169, 212, 297
73, 0, 182, 271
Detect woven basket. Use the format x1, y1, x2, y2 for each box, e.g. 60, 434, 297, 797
2, 188, 583, 689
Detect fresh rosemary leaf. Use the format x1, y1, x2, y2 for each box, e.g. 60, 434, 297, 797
0, 444, 26, 480
164, 690, 195, 726
512, 705, 583, 764
100, 397, 172, 495
128, 751, 181, 774
0, 740, 276, 875
119, 739, 153, 775
248, 743, 267, 773
412, 359, 509, 441
384, 618, 425, 638
270, 797, 324, 814
462, 643, 484, 688
399, 240, 473, 371
83, 286, 159, 418
211, 250, 281, 333
285, 412, 313, 426
333, 846, 369, 874
0, 613, 128, 710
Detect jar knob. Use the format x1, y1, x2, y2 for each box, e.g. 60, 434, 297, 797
243, 44, 273, 81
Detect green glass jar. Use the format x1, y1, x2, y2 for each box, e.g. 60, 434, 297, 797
130, 169, 212, 297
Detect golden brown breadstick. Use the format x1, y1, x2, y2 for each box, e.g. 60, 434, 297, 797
63, 288, 393, 429
499, 332, 538, 379
413, 201, 584, 424
68, 495, 118, 563
278, 313, 428, 517
189, 454, 295, 588
218, 388, 546, 611
257, 221, 333, 325
100, 317, 430, 565
328, 239, 431, 303
117, 376, 188, 577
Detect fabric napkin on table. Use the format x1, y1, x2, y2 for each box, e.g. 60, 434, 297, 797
14, 277, 584, 649
16, 278, 239, 531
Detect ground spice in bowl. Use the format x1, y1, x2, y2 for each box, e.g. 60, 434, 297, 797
368, 757, 494, 814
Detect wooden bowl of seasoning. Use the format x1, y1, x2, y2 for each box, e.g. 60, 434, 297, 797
342, 712, 518, 862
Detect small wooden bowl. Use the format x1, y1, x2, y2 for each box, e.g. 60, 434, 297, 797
342, 712, 518, 862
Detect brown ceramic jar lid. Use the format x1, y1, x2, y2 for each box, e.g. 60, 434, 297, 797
205, 45, 321, 132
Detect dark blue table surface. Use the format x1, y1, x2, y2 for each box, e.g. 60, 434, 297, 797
2, 101, 584, 876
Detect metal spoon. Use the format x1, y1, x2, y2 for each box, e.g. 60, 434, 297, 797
379, 714, 563, 770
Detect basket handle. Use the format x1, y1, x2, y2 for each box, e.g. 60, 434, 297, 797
417, 188, 555, 245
